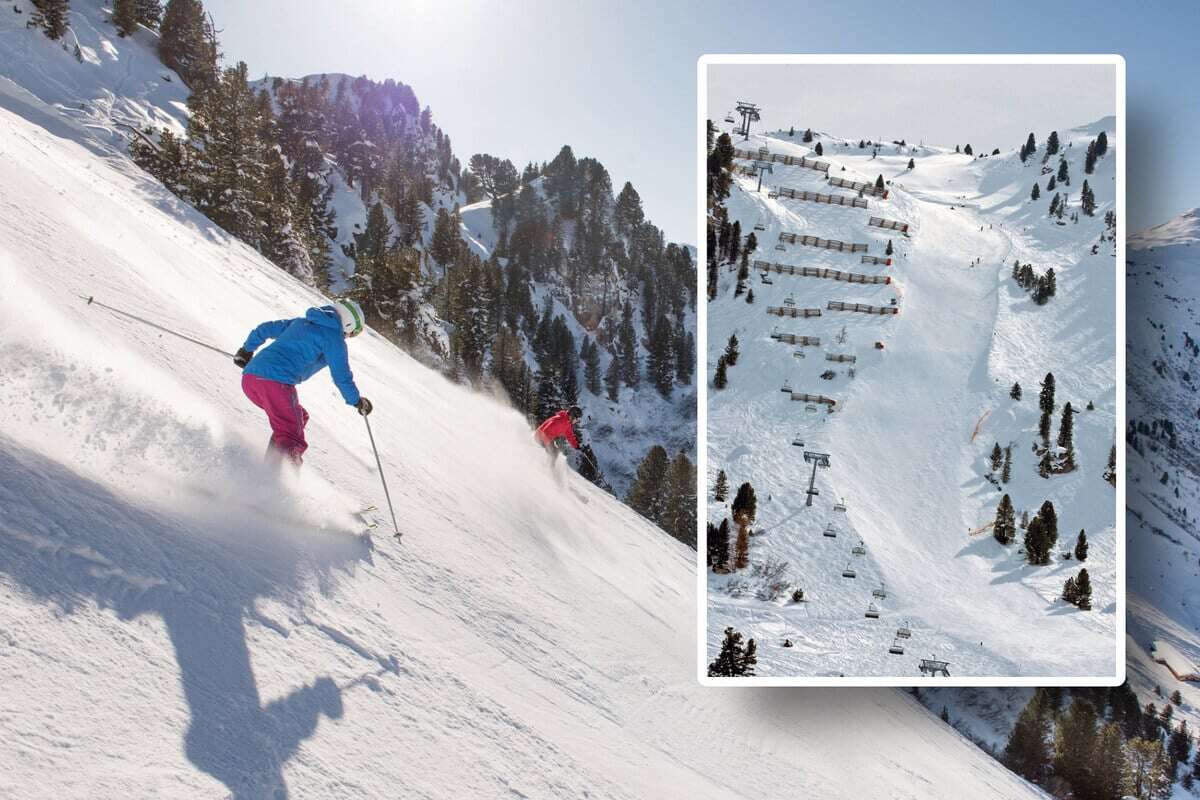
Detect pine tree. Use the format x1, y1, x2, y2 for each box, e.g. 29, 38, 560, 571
713, 355, 728, 389
732, 525, 749, 571
617, 302, 640, 388
1104, 444, 1117, 486
429, 207, 460, 266
1096, 130, 1109, 157
1075, 529, 1088, 561
907, 158, 915, 170
1075, 568, 1092, 610
136, 0, 162, 27
1054, 697, 1098, 795
708, 627, 754, 677
885, 239, 894, 256
963, 144, 973, 155
1124, 737, 1171, 800
732, 482, 757, 531
814, 142, 823, 156
1049, 192, 1061, 217
647, 314, 675, 399
803, 128, 813, 143
627, 446, 670, 526
114, 0, 139, 35
32, 0, 70, 40
1047, 130, 1060, 155
663, 452, 697, 548
990, 442, 1004, 473
1057, 158, 1070, 185
1020, 132, 1036, 162
724, 333, 740, 366
582, 338, 602, 396
1169, 720, 1192, 780
709, 518, 731, 571
1030, 182, 1041, 202
745, 288, 754, 304
1081, 180, 1096, 216
1091, 723, 1127, 800
1056, 401, 1076, 471
713, 469, 729, 502
1002, 446, 1013, 483
1063, 576, 1078, 605
159, 0, 218, 94
1011, 381, 1022, 400
994, 494, 1016, 545
600, 350, 619, 402
1085, 140, 1098, 175
1004, 691, 1052, 782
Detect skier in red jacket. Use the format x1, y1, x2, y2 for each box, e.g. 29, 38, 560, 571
534, 406, 581, 456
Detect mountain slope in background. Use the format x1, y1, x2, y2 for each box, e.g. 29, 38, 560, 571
707, 120, 1118, 678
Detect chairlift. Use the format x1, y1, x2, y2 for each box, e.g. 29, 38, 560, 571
754, 222, 766, 231
781, 380, 792, 393
896, 622, 912, 639
864, 602, 880, 619
805, 404, 819, 413
760, 272, 773, 284
775, 243, 786, 251
872, 584, 888, 600
841, 563, 857, 579
793, 350, 806, 359
888, 638, 905, 655
791, 434, 805, 447
851, 541, 866, 556
833, 496, 848, 512
783, 294, 797, 307
823, 523, 838, 539
724, 113, 736, 124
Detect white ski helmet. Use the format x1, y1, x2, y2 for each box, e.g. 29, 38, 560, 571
334, 298, 365, 337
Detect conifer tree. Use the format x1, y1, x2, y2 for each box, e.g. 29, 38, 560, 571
713, 469, 729, 502
1004, 691, 1052, 782
963, 144, 973, 155
803, 128, 813, 143
907, 158, 915, 170
733, 526, 749, 571
603, 354, 621, 402
663, 452, 697, 548
1030, 182, 1040, 202
1011, 381, 1022, 400
708, 627, 755, 677
1063, 576, 1078, 605
875, 174, 885, 191
724, 334, 740, 366
1169, 720, 1192, 780
1081, 180, 1096, 216
1075, 568, 1092, 610
1095, 130, 1109, 157
429, 207, 460, 266
32, 0, 70, 40
1002, 446, 1013, 483
990, 442, 1004, 474
114, 0, 139, 35
1057, 402, 1076, 471
994, 494, 1016, 545
745, 288, 754, 304
1020, 132, 1036, 162
1104, 445, 1117, 487
159, 0, 218, 93
647, 314, 675, 398
627, 445, 670, 525
617, 302, 640, 388
713, 355, 728, 389
1054, 697, 1098, 794
814, 142, 823, 156
674, 328, 694, 386
1057, 158, 1070, 185
1124, 737, 1170, 800
885, 239, 894, 256
1085, 140, 1098, 175
582, 338, 602, 395
1075, 529, 1088, 561
1046, 130, 1060, 155
709, 518, 731, 571
1091, 723, 1127, 800
732, 482, 757, 531
136, 0, 162, 27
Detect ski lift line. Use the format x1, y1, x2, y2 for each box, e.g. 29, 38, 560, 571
770, 186, 868, 209
969, 408, 992, 442
769, 333, 821, 346
825, 354, 857, 364
732, 148, 830, 172
868, 216, 911, 234
791, 392, 837, 407
753, 260, 891, 285
767, 306, 822, 318
826, 300, 899, 316
860, 254, 893, 266
828, 176, 889, 199
777, 232, 869, 253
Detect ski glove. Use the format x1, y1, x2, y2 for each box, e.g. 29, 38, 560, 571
356, 397, 373, 416
233, 348, 253, 368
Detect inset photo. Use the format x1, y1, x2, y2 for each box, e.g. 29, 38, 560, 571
699, 55, 1124, 685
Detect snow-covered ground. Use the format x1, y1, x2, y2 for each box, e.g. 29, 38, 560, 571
0, 9, 1048, 798
707, 121, 1119, 680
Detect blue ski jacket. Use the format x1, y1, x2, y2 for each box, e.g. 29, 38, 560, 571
241, 306, 361, 405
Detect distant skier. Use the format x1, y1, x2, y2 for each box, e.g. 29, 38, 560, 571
534, 406, 581, 461
233, 299, 372, 467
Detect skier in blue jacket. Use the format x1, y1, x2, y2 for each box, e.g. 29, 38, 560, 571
233, 299, 372, 467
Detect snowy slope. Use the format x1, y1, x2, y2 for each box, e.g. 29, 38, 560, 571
0, 36, 1046, 800
707, 122, 1119, 680
1123, 209, 1200, 738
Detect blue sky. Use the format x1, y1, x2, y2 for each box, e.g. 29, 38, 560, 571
205, 0, 1200, 244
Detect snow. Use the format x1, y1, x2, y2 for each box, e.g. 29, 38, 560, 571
1151, 640, 1199, 680
707, 120, 1120, 681
0, 7, 1045, 797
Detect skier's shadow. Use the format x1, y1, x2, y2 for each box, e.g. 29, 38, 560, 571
0, 437, 376, 799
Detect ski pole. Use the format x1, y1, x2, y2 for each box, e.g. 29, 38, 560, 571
79, 295, 234, 358
363, 415, 401, 539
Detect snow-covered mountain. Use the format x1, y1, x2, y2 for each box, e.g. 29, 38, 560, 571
707, 119, 1119, 680
0, 5, 1048, 798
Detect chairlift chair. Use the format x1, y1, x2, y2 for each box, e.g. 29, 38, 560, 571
841, 563, 857, 578
872, 584, 888, 600
805, 404, 819, 412
851, 541, 866, 556
781, 380, 792, 393
783, 294, 797, 307
888, 639, 905, 655
896, 620, 913, 639
793, 350, 806, 359
823, 523, 838, 538
833, 496, 848, 512
775, 243, 786, 251
864, 602, 880, 619
724, 114, 736, 123
754, 222, 766, 231
791, 434, 805, 447
760, 272, 773, 284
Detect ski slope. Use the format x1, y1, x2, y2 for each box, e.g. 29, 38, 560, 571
707, 123, 1119, 680
0, 13, 1045, 798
